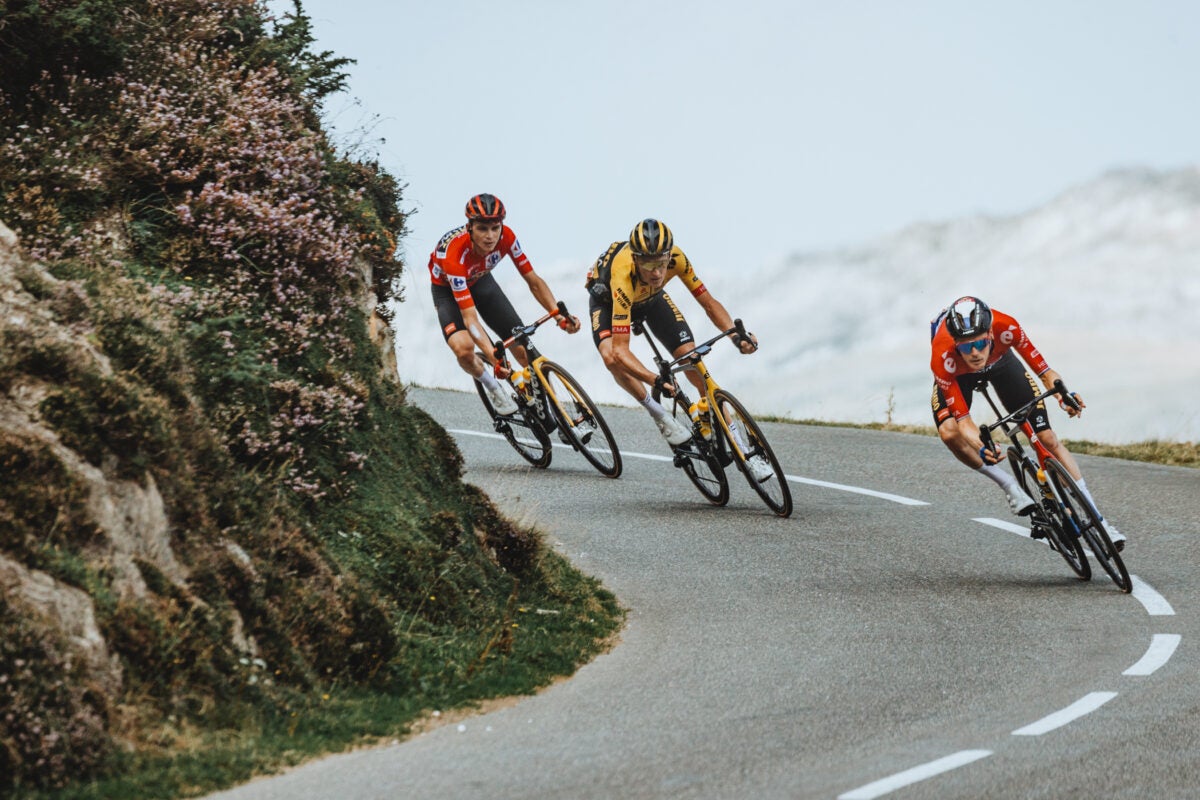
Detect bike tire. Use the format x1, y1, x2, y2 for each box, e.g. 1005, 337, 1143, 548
664, 394, 729, 505
538, 361, 622, 478
712, 389, 793, 517
1012, 451, 1090, 580
1044, 459, 1131, 593
474, 378, 552, 468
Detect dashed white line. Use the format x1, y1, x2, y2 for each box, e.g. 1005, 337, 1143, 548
973, 517, 1031, 537
1124, 634, 1181, 676
1130, 575, 1175, 615
448, 429, 928, 504
1011, 692, 1118, 736
838, 750, 993, 799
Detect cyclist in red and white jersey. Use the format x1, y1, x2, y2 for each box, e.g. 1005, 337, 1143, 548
930, 296, 1124, 549
429, 193, 580, 414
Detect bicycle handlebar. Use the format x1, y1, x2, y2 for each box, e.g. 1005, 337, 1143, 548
978, 379, 1075, 453
492, 301, 572, 361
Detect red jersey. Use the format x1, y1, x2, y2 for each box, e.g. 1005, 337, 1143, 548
930, 308, 1050, 420
427, 225, 533, 310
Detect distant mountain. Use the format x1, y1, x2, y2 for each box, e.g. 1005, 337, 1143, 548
393, 167, 1200, 444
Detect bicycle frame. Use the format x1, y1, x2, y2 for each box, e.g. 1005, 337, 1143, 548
491, 302, 570, 427
636, 320, 740, 453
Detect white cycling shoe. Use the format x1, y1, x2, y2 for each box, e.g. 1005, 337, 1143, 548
574, 419, 597, 444
746, 454, 774, 483
1103, 521, 1127, 552
1006, 485, 1037, 516
656, 415, 693, 446
485, 382, 518, 416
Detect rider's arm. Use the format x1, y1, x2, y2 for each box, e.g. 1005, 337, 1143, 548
460, 304, 501, 368
695, 292, 757, 353
520, 269, 581, 333
609, 330, 662, 386
1037, 367, 1086, 415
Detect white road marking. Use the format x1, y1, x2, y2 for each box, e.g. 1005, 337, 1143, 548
1124, 634, 1181, 676
1011, 692, 1118, 736
1130, 575, 1176, 615
973, 517, 1031, 536
837, 750, 993, 799
447, 429, 928, 504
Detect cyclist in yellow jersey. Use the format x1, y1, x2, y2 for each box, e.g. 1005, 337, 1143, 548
586, 219, 762, 465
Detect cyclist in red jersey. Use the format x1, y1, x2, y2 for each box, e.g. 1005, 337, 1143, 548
930, 296, 1125, 550
429, 194, 580, 415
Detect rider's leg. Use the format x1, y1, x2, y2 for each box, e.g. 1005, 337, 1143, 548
933, 382, 1034, 515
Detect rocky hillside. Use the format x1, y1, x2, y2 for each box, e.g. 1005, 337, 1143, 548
0, 1, 619, 794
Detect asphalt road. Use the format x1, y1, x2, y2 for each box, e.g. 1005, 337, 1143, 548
209, 386, 1200, 800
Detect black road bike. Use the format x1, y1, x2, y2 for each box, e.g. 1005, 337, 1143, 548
978, 380, 1131, 592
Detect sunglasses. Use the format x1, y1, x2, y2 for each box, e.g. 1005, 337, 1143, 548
955, 337, 992, 355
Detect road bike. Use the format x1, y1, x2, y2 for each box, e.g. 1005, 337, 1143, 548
977, 380, 1131, 592
475, 302, 622, 478
638, 319, 792, 517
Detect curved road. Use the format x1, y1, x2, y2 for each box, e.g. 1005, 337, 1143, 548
211, 386, 1200, 800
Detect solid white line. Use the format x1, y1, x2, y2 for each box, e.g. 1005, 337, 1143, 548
786, 475, 929, 506
1011, 692, 1118, 736
447, 429, 927, 503
1130, 575, 1176, 616
838, 750, 993, 800
973, 517, 1031, 537
1124, 634, 1181, 676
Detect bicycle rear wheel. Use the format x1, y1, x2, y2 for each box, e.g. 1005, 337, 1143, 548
1045, 459, 1131, 592
474, 378, 552, 468
1012, 451, 1089, 580
538, 361, 622, 478
712, 389, 792, 517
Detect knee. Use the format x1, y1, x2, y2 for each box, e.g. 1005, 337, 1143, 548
447, 335, 475, 363
938, 419, 962, 447
1036, 429, 1061, 451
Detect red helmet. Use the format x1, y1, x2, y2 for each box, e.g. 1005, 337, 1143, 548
465, 193, 506, 223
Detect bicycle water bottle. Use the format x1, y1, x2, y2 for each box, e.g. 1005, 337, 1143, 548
513, 368, 532, 398
689, 399, 712, 438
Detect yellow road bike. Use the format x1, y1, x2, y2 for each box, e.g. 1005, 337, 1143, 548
476, 303, 622, 477
639, 319, 792, 517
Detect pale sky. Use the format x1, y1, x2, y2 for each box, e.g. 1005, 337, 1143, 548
266, 0, 1200, 278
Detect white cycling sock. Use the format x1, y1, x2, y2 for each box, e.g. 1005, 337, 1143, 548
477, 369, 500, 391
976, 462, 1020, 491
1074, 478, 1099, 511
640, 393, 670, 422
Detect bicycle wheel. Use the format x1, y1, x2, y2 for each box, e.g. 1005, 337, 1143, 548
1012, 451, 1089, 580
538, 361, 622, 478
474, 379, 552, 468
1044, 459, 1131, 592
663, 393, 729, 505
712, 389, 792, 517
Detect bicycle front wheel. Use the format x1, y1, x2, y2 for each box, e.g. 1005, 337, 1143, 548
1045, 459, 1131, 592
1013, 451, 1089, 580
474, 378, 552, 468
663, 393, 729, 505
712, 389, 792, 517
538, 361, 622, 478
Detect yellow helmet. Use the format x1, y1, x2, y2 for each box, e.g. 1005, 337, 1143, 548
629, 218, 673, 257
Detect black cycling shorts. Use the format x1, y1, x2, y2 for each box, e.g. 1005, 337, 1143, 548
588, 290, 694, 351
931, 350, 1051, 432
431, 272, 523, 343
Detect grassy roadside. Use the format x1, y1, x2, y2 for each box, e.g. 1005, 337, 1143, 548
766, 416, 1200, 469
